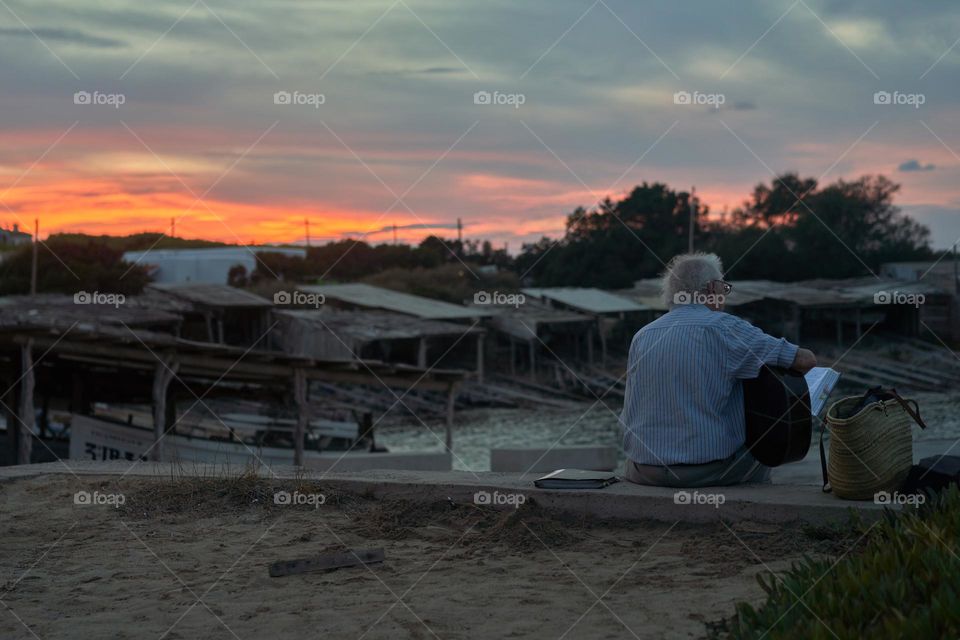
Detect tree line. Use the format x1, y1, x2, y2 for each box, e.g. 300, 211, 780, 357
0, 172, 934, 295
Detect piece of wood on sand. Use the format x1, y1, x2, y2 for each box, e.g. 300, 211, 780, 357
269, 548, 385, 578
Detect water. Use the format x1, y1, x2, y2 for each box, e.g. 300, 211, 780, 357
378, 403, 623, 472
378, 390, 960, 472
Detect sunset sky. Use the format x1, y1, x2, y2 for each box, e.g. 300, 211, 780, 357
1, 0, 960, 250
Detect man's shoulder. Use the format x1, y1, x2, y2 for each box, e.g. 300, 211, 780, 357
642, 306, 731, 329
632, 306, 719, 344
633, 308, 755, 342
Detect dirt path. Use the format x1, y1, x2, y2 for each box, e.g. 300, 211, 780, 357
0, 474, 837, 639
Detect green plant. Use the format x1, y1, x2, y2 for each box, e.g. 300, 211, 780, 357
717, 487, 960, 639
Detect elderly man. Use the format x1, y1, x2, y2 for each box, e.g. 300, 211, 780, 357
620, 253, 817, 487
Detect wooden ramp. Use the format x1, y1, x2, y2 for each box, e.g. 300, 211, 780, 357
825, 337, 960, 391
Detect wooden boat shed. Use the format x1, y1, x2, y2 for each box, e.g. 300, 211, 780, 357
147, 282, 273, 346
272, 308, 486, 379
0, 295, 465, 466
521, 287, 651, 364
628, 277, 951, 345
297, 283, 490, 379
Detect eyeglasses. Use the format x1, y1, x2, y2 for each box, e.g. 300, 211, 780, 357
712, 280, 733, 295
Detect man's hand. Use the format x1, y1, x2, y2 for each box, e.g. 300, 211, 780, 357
790, 348, 817, 374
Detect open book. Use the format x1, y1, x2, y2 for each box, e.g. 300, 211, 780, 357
805, 367, 841, 417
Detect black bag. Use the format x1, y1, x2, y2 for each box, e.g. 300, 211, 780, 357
899, 456, 960, 495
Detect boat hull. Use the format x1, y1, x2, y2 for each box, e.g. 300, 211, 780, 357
68, 415, 451, 472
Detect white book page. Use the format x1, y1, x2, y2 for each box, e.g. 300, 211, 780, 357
805, 367, 841, 417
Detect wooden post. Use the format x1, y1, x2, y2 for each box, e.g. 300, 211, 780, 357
417, 337, 428, 369
599, 319, 608, 367
528, 340, 536, 381
475, 334, 485, 384
151, 357, 179, 462
586, 326, 594, 365
509, 337, 516, 376
293, 367, 307, 466
204, 313, 215, 342
17, 340, 35, 465
445, 382, 457, 452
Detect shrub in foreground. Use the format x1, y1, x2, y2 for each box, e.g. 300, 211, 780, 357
720, 487, 960, 639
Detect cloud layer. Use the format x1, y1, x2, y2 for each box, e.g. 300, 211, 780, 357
1, 0, 959, 249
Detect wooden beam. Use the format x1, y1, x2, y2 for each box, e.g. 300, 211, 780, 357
17, 339, 34, 465
14, 334, 462, 391
293, 367, 307, 466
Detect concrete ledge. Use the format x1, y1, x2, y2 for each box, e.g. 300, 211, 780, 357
0, 461, 890, 525
490, 445, 617, 472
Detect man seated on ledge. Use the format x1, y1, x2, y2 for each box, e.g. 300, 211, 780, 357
620, 252, 817, 488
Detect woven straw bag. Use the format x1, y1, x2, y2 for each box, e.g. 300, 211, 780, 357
820, 389, 926, 500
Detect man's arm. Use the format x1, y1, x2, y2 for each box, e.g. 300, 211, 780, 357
723, 315, 803, 379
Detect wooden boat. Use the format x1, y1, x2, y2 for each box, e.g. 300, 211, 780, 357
68, 406, 451, 471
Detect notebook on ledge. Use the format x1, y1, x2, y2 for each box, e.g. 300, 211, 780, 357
534, 469, 619, 490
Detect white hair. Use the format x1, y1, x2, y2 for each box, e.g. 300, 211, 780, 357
661, 253, 724, 307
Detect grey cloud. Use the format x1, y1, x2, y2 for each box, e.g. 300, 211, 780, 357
0, 27, 124, 48
899, 159, 936, 172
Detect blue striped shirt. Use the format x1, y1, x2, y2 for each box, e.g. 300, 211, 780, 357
620, 304, 799, 465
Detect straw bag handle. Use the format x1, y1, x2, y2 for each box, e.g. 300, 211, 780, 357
886, 389, 927, 430
819, 421, 831, 493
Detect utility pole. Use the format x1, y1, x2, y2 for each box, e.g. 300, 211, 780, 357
305, 218, 311, 247
170, 217, 175, 238
393, 223, 398, 245
457, 218, 462, 243
30, 218, 38, 296
688, 187, 697, 253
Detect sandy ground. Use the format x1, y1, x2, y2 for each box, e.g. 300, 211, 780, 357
0, 474, 839, 640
